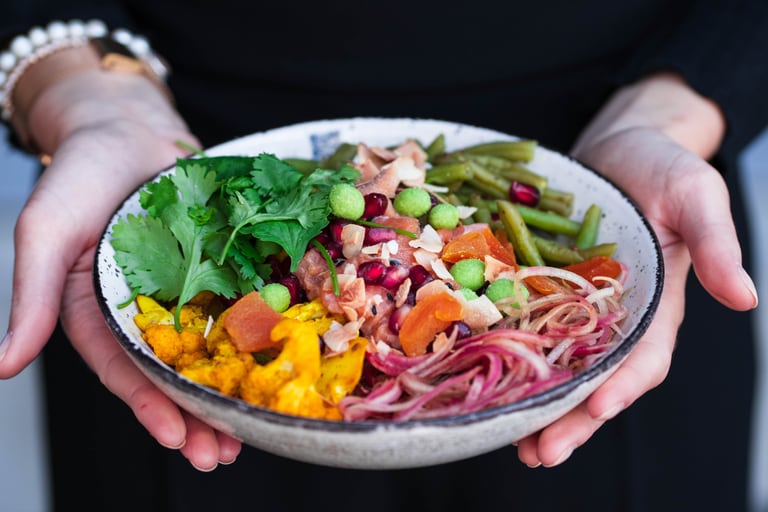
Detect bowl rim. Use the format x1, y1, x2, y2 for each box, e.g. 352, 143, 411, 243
93, 116, 664, 432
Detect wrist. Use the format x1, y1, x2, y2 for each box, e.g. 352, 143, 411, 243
0, 20, 171, 160
574, 72, 726, 160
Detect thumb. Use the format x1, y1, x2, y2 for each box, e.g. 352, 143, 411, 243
0, 190, 70, 376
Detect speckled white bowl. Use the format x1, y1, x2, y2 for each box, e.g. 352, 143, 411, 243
94, 117, 663, 469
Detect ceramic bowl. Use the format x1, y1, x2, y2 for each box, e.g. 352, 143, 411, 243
94, 117, 663, 469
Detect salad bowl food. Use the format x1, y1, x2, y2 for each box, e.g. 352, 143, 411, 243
94, 117, 663, 469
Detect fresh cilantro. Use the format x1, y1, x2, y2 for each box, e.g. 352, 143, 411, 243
111, 152, 360, 330
112, 163, 238, 330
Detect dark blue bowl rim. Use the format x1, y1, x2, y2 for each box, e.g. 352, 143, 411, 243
92, 117, 664, 433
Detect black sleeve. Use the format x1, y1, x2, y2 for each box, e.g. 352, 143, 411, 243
621, 0, 768, 158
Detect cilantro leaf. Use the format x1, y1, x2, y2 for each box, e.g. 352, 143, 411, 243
111, 163, 237, 330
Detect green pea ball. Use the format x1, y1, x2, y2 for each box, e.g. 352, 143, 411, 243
458, 288, 479, 301
449, 258, 486, 291
428, 203, 460, 229
329, 183, 365, 220
393, 188, 432, 218
485, 278, 530, 306
260, 283, 292, 313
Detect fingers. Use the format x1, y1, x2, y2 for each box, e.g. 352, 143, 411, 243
675, 170, 758, 311
0, 192, 71, 377
179, 413, 243, 471
517, 242, 690, 468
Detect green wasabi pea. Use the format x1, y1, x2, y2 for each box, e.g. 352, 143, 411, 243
393, 188, 432, 217
485, 278, 529, 307
449, 258, 486, 291
329, 183, 365, 220
458, 288, 479, 301
260, 283, 292, 313
428, 203, 460, 229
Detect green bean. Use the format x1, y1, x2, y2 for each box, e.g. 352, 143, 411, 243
321, 142, 357, 170
467, 160, 511, 199
497, 200, 544, 266
514, 204, 581, 237
468, 195, 493, 224
578, 242, 617, 259
575, 203, 602, 249
532, 235, 584, 265
538, 188, 574, 217
425, 133, 446, 163
464, 154, 548, 191
425, 162, 473, 185
459, 140, 537, 162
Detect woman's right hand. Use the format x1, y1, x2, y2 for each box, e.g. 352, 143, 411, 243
0, 67, 242, 471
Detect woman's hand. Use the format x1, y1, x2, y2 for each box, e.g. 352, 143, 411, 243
516, 73, 759, 467
0, 68, 242, 471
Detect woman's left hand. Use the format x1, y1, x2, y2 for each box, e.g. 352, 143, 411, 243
515, 73, 758, 467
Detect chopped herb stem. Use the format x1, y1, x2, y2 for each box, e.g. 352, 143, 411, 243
311, 239, 340, 296
355, 219, 418, 238
175, 139, 207, 158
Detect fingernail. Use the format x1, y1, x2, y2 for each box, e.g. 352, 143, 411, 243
0, 331, 10, 363
739, 266, 759, 308
220, 456, 238, 466
546, 445, 575, 467
158, 438, 186, 450
191, 461, 218, 473
597, 403, 625, 422
526, 461, 541, 468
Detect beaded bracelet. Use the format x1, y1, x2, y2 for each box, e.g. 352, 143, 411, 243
0, 19, 169, 122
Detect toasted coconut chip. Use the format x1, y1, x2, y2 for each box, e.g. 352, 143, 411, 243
390, 155, 425, 187
413, 248, 438, 268
409, 224, 444, 253
453, 291, 503, 329
430, 258, 454, 281
456, 205, 478, 219
323, 319, 362, 354
394, 278, 412, 308
341, 223, 366, 259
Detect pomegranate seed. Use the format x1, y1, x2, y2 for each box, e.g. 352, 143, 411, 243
323, 242, 343, 259
363, 193, 389, 218
388, 304, 413, 334
380, 264, 409, 290
357, 261, 387, 285
448, 321, 472, 340
408, 264, 434, 289
314, 232, 332, 247
328, 219, 350, 244
364, 227, 397, 246
278, 274, 302, 306
508, 181, 540, 207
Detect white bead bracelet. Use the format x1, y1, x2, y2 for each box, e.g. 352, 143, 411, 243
0, 19, 169, 122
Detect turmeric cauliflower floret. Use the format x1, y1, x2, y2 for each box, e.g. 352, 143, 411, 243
283, 299, 343, 336
143, 324, 207, 367
179, 353, 255, 397
240, 318, 341, 420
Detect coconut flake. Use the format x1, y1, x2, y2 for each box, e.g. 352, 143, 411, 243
409, 224, 444, 253
341, 223, 366, 259
430, 258, 454, 281
456, 205, 478, 219
323, 319, 362, 354
453, 291, 503, 329
394, 278, 412, 308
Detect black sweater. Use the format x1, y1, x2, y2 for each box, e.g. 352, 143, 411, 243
4, 0, 768, 160
3, 3, 767, 511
